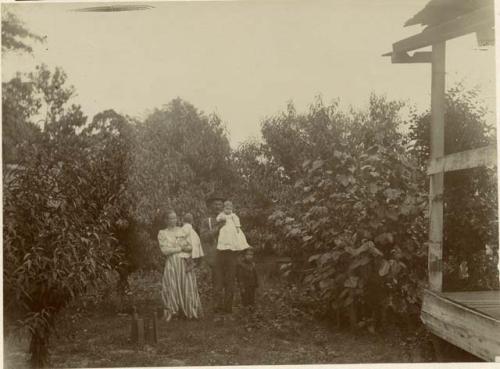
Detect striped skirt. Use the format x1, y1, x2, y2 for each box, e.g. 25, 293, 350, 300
161, 255, 203, 319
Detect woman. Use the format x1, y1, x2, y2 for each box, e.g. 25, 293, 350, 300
158, 210, 203, 321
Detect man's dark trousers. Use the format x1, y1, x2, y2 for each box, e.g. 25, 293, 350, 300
215, 249, 238, 312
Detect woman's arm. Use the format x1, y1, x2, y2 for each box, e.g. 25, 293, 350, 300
158, 231, 181, 256
178, 229, 193, 253
180, 235, 193, 253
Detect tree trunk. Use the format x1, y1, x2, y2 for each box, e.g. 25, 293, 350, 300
30, 329, 50, 368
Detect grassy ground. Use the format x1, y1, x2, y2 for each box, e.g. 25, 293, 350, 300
5, 257, 473, 368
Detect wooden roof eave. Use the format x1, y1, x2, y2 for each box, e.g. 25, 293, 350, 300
383, 5, 494, 64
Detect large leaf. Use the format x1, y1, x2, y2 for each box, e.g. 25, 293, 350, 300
349, 255, 371, 270
311, 159, 324, 172
344, 276, 359, 288
374, 232, 394, 245
378, 259, 390, 276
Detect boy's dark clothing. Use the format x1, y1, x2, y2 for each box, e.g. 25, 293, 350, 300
237, 260, 258, 306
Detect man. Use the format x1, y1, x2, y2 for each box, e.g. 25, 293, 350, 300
200, 193, 242, 314
199, 193, 225, 298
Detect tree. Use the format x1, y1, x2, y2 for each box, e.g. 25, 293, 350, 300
3, 67, 123, 368
128, 98, 233, 223
2, 62, 77, 164
1, 11, 47, 164
80, 110, 137, 290
259, 97, 350, 182
114, 98, 235, 277
1, 9, 44, 54
232, 139, 292, 253
2, 74, 42, 163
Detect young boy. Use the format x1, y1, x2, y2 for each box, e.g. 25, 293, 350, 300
237, 247, 258, 309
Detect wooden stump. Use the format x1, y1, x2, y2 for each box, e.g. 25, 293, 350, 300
130, 306, 145, 346
348, 305, 358, 329
145, 312, 159, 344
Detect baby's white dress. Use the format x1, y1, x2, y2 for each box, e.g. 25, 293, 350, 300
181, 223, 204, 259
216, 212, 250, 251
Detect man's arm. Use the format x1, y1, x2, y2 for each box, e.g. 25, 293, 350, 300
199, 218, 215, 244
199, 217, 225, 244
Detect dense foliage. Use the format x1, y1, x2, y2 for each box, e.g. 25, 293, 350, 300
3, 67, 123, 367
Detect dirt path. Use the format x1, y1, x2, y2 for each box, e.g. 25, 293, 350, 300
5, 258, 437, 368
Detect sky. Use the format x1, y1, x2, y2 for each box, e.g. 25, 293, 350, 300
2, 0, 497, 147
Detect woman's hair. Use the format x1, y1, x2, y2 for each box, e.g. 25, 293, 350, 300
157, 208, 176, 229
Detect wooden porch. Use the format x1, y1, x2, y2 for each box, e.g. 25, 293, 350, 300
421, 289, 500, 361
386, 0, 498, 362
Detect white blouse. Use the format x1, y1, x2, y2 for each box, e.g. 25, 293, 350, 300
158, 227, 190, 258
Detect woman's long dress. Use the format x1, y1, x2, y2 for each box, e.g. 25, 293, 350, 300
158, 227, 203, 319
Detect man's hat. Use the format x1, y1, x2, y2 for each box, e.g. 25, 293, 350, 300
206, 192, 225, 204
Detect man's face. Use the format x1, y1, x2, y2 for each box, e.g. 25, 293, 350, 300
212, 200, 224, 214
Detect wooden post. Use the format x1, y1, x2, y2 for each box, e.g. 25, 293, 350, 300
144, 317, 151, 342
144, 312, 159, 344
130, 306, 145, 346
136, 318, 145, 346
348, 305, 357, 329
428, 41, 446, 292
152, 312, 159, 344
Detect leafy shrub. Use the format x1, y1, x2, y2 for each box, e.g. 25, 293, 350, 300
267, 96, 428, 326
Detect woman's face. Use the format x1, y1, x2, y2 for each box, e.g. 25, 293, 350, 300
166, 212, 177, 228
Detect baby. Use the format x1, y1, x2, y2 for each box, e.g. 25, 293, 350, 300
181, 213, 204, 259
216, 201, 250, 251
177, 213, 202, 272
